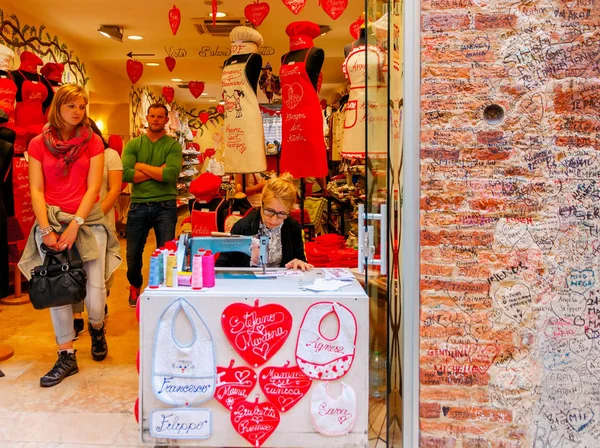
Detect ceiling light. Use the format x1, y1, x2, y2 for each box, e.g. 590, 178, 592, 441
146, 62, 159, 66
171, 78, 183, 82
201, 93, 208, 96
209, 99, 217, 102
208, 11, 227, 18
219, 101, 225, 105
97, 25, 123, 42
127, 35, 143, 40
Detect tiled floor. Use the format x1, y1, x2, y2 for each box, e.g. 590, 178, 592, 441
0, 233, 396, 447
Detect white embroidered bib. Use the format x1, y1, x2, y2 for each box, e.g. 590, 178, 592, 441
153, 298, 217, 405
310, 382, 357, 436
295, 302, 357, 380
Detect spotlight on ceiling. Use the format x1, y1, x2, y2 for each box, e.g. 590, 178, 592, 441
98, 25, 123, 42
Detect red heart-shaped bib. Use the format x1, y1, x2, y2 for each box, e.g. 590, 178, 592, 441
165, 56, 176, 72
245, 1, 270, 27
126, 59, 143, 84
215, 359, 257, 410
282, 0, 306, 15
169, 5, 181, 35
162, 86, 175, 104
188, 81, 205, 98
259, 361, 312, 412
222, 300, 293, 367
230, 396, 280, 448
321, 0, 348, 20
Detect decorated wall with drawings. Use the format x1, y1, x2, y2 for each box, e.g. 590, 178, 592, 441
420, 0, 600, 446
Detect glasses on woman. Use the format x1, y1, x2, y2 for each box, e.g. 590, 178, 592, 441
262, 203, 290, 220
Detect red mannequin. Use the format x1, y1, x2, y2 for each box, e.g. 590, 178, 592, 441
40, 62, 65, 93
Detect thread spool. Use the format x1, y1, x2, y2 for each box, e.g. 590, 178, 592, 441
166, 254, 177, 287
149, 254, 160, 288
202, 250, 215, 288
192, 252, 204, 290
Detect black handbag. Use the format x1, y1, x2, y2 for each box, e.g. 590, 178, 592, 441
29, 244, 87, 310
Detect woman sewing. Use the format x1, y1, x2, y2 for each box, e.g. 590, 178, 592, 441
215, 173, 313, 271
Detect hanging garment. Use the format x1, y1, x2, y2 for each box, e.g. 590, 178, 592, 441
14, 72, 47, 131
221, 57, 266, 173
341, 45, 387, 157
191, 197, 226, 236
279, 51, 328, 178
295, 301, 357, 380
152, 298, 217, 405
0, 76, 17, 120
310, 382, 357, 436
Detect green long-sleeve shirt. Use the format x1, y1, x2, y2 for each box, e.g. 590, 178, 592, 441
122, 134, 182, 203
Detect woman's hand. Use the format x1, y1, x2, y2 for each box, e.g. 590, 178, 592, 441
285, 259, 314, 271
56, 221, 79, 250
42, 231, 60, 250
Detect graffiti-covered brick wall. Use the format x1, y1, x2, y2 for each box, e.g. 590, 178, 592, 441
420, 0, 600, 446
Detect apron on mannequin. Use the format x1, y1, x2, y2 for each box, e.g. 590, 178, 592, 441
310, 382, 357, 436
222, 59, 266, 174
13, 72, 48, 155
279, 52, 328, 178
295, 301, 357, 380
341, 45, 387, 157
152, 298, 217, 405
0, 77, 17, 121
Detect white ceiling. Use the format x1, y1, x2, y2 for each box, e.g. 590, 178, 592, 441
5, 0, 364, 105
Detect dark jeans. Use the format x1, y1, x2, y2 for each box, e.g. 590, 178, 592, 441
126, 199, 177, 289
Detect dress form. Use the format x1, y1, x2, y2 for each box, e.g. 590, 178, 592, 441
344, 27, 367, 58
221, 26, 267, 174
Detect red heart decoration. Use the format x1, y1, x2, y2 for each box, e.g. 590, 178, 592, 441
321, 0, 348, 20
162, 86, 175, 104
282, 82, 303, 110
349, 17, 364, 40
215, 359, 257, 410
230, 396, 280, 448
222, 299, 293, 368
199, 111, 210, 124
259, 361, 312, 413
282, 0, 306, 15
188, 81, 205, 98
126, 59, 143, 84
169, 5, 181, 35
165, 56, 176, 72
245, 1, 270, 26
216, 104, 225, 114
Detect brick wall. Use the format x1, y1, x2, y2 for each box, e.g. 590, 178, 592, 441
420, 0, 600, 446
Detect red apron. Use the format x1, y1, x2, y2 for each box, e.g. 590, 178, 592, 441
191, 198, 225, 236
0, 76, 17, 120
279, 51, 328, 178
13, 73, 48, 154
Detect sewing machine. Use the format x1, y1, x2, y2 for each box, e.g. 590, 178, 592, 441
177, 231, 270, 274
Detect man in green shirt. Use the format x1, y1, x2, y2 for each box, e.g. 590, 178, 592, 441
122, 103, 182, 306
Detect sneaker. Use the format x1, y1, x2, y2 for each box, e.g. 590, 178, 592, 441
73, 318, 85, 341
40, 350, 78, 387
88, 323, 108, 361
128, 286, 141, 307
104, 304, 109, 319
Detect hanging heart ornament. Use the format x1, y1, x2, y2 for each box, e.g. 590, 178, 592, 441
165, 56, 176, 72
349, 16, 365, 39
282, 0, 306, 15
162, 86, 175, 104
169, 5, 181, 35
259, 361, 312, 412
230, 396, 280, 448
215, 359, 257, 410
188, 81, 205, 98
222, 299, 293, 367
321, 0, 348, 20
126, 59, 143, 84
245, 1, 270, 26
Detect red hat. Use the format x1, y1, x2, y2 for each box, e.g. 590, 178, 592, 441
189, 172, 222, 202
285, 21, 321, 51
18, 51, 43, 73
40, 62, 65, 82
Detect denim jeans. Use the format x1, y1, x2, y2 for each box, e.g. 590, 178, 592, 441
126, 199, 177, 289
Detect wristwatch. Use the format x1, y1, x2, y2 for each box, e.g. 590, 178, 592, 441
73, 216, 84, 226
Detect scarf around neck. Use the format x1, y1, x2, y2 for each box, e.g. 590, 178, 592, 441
42, 123, 93, 177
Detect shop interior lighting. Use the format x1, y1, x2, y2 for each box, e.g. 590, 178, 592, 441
209, 99, 217, 102
146, 62, 159, 66
201, 93, 208, 96
208, 11, 227, 18
97, 25, 123, 42
127, 35, 144, 40
171, 78, 183, 82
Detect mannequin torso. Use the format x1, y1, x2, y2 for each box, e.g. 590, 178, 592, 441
344, 28, 367, 58
9, 69, 53, 109
224, 53, 262, 95
280, 48, 324, 90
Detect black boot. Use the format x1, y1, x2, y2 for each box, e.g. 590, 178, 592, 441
73, 318, 85, 341
89, 323, 108, 361
40, 350, 78, 387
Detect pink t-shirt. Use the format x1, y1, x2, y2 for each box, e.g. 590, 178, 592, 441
28, 132, 104, 214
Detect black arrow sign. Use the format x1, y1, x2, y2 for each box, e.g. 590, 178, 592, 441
127, 52, 155, 58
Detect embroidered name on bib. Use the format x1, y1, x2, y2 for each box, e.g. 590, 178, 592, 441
310, 382, 357, 436
150, 408, 212, 439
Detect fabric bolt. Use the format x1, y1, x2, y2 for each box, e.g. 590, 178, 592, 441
27, 133, 104, 214
341, 45, 388, 156
153, 298, 217, 405
310, 382, 357, 436
221, 57, 266, 173
100, 148, 123, 232
279, 51, 328, 178
296, 301, 357, 380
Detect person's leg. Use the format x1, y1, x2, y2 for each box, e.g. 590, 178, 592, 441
84, 226, 108, 361
72, 300, 85, 340
152, 199, 178, 248
126, 203, 151, 304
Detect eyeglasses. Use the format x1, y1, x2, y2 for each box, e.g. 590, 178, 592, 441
262, 203, 290, 220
